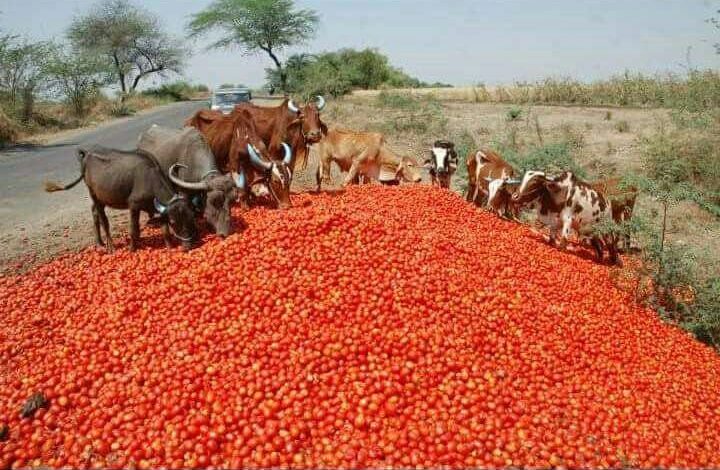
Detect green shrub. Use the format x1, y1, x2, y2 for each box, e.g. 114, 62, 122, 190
142, 81, 195, 101
375, 91, 420, 110
500, 142, 586, 177
506, 107, 522, 121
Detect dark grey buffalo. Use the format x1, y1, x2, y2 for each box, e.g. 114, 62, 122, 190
137, 125, 244, 237
45, 146, 198, 251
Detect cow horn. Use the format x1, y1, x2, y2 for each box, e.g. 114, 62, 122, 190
153, 197, 168, 214
506, 178, 522, 184
484, 177, 495, 182
288, 99, 299, 113
246, 143, 273, 171
315, 95, 326, 111
232, 170, 246, 191
281, 142, 293, 165
168, 164, 209, 191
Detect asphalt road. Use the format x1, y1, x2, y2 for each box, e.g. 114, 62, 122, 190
0, 100, 206, 268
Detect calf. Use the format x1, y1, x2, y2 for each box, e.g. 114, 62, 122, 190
45, 146, 198, 251
486, 177, 522, 218
512, 171, 620, 264
465, 149, 515, 206
424, 140, 458, 188
315, 128, 422, 190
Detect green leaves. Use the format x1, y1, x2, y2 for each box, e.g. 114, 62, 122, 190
68, 0, 186, 95
187, 0, 318, 92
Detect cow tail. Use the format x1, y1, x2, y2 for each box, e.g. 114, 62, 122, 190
44, 149, 87, 192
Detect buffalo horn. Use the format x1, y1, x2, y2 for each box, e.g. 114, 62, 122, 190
168, 163, 209, 191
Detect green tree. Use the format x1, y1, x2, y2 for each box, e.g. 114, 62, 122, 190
45, 45, 111, 117
188, 0, 319, 93
68, 0, 186, 100
265, 48, 425, 98
0, 37, 50, 121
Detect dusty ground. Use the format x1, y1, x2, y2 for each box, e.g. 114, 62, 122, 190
2, 96, 718, 279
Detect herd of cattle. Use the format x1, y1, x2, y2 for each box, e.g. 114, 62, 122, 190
45, 96, 637, 265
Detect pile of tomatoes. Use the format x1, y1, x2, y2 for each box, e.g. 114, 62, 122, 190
2, 185, 720, 469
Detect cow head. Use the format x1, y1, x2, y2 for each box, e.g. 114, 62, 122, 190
287, 96, 326, 144
168, 165, 240, 238
511, 171, 548, 205
396, 156, 423, 183
424, 140, 458, 188
247, 142, 293, 209
153, 194, 198, 251
487, 177, 522, 215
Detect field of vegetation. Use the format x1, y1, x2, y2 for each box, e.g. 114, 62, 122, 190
308, 75, 720, 348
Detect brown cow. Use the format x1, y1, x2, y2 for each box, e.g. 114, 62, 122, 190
186, 108, 293, 209
315, 128, 422, 190
465, 149, 515, 206
234, 96, 326, 172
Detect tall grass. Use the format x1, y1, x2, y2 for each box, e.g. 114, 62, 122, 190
358, 70, 720, 111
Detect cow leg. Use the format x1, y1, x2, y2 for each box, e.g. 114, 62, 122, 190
91, 202, 104, 248
128, 208, 141, 252
556, 215, 573, 249
607, 235, 622, 266
97, 205, 114, 253
342, 161, 361, 187
591, 237, 604, 261
465, 183, 476, 203
315, 164, 322, 192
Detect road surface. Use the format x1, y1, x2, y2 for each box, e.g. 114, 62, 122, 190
0, 100, 206, 272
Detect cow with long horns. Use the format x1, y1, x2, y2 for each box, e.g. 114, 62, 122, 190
186, 108, 294, 209
233, 96, 327, 172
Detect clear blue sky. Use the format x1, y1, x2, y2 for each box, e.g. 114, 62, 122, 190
1, 0, 718, 88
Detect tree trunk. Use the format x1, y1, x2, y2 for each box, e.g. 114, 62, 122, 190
113, 52, 127, 102
21, 85, 34, 123
265, 48, 287, 95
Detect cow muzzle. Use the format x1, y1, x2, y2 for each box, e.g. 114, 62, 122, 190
304, 131, 322, 143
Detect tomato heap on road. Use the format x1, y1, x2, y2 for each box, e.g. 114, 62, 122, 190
2, 185, 720, 469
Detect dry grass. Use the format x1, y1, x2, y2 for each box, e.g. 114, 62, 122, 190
4, 94, 173, 143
